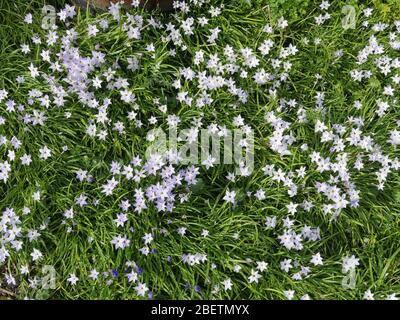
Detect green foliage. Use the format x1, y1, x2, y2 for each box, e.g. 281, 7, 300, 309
1, 0, 400, 300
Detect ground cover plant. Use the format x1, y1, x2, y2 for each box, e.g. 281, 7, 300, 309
0, 0, 400, 300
